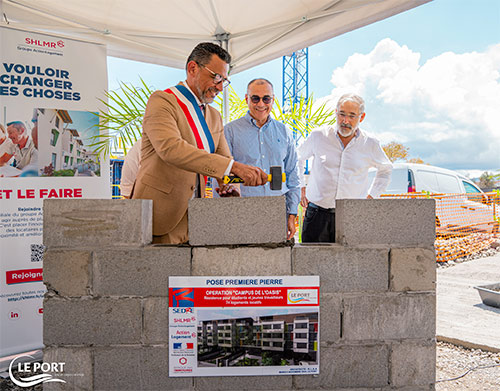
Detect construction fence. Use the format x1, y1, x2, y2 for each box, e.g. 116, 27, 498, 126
381, 191, 500, 262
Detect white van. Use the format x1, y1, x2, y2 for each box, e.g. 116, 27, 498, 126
369, 163, 498, 234
379, 163, 483, 195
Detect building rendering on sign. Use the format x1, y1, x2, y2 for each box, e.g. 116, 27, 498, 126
36, 108, 99, 176
197, 312, 318, 366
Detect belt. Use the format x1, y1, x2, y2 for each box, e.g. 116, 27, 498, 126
308, 202, 335, 213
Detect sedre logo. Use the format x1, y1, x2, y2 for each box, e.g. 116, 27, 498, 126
9, 354, 66, 387
24, 37, 65, 49
287, 289, 318, 305
172, 307, 193, 314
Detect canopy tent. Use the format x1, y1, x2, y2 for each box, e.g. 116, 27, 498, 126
1, 0, 431, 74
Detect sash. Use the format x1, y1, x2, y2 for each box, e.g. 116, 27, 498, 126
164, 85, 215, 153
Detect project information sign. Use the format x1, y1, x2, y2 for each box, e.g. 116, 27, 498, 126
168, 276, 320, 377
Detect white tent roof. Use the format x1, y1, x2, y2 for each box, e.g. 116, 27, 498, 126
1, 0, 431, 74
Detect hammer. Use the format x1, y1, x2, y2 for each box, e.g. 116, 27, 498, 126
223, 165, 286, 190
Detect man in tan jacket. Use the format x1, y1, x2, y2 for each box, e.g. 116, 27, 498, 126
133, 42, 267, 244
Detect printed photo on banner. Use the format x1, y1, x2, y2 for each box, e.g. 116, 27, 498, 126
36, 109, 99, 177
168, 276, 320, 377
0, 108, 99, 178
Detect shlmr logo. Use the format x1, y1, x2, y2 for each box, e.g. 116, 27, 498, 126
171, 288, 194, 307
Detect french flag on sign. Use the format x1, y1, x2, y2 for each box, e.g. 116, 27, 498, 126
173, 343, 182, 350
186, 343, 194, 349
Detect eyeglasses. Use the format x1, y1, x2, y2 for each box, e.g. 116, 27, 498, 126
198, 63, 231, 88
337, 111, 361, 120
250, 95, 274, 104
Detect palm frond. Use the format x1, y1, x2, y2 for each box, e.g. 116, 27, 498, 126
90, 78, 153, 156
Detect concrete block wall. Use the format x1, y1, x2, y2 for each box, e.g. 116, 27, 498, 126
42, 198, 436, 391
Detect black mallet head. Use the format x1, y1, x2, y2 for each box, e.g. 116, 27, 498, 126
269, 166, 285, 191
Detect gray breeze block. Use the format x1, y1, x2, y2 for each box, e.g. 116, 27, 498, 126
188, 196, 287, 245
43, 199, 152, 248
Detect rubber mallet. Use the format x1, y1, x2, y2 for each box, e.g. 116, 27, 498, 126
223, 165, 286, 190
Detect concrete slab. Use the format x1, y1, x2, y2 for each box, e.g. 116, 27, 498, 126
437, 253, 500, 352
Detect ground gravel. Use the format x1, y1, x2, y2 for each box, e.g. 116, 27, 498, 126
436, 341, 500, 391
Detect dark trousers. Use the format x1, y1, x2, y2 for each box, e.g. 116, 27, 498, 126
302, 203, 335, 243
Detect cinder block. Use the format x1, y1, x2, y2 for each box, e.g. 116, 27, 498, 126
194, 375, 292, 390
43, 199, 152, 248
390, 248, 436, 292
93, 247, 190, 296
292, 245, 389, 292
192, 247, 291, 275
44, 298, 141, 345
43, 347, 92, 391
343, 294, 436, 341
44, 249, 91, 296
390, 341, 436, 387
320, 293, 342, 344
143, 297, 169, 344
94, 347, 192, 390
294, 345, 389, 389
188, 196, 286, 245
335, 199, 435, 246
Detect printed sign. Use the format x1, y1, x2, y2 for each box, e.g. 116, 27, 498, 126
0, 26, 108, 359
169, 276, 320, 377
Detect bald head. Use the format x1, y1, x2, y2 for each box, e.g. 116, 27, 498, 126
247, 78, 274, 94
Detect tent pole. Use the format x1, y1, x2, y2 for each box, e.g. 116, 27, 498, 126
221, 38, 230, 124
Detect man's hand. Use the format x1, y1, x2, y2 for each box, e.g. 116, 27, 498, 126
216, 183, 240, 197
300, 187, 309, 208
287, 214, 297, 240
231, 161, 268, 186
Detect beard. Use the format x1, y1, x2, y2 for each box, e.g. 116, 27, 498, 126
195, 83, 219, 104
337, 122, 356, 137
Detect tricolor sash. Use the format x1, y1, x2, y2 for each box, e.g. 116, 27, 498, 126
164, 85, 215, 153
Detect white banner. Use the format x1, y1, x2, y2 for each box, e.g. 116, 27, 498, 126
169, 276, 320, 377
0, 26, 109, 358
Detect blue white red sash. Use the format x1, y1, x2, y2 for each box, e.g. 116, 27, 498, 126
164, 84, 215, 153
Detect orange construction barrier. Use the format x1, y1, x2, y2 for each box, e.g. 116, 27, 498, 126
382, 191, 499, 262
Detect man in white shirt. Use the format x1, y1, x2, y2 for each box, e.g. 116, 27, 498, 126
0, 124, 15, 166
298, 93, 392, 242
120, 138, 141, 198
7, 121, 38, 170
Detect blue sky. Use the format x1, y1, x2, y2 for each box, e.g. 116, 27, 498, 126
107, 0, 500, 176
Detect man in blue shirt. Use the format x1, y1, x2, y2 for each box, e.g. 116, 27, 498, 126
224, 78, 300, 240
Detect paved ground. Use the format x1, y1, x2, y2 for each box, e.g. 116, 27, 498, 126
437, 253, 500, 352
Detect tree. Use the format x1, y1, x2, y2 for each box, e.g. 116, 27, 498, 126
407, 157, 425, 164
478, 171, 497, 188
382, 141, 425, 164
89, 78, 154, 157
382, 141, 409, 162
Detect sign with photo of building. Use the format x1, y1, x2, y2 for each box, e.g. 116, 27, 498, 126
0, 26, 108, 361
168, 276, 319, 377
